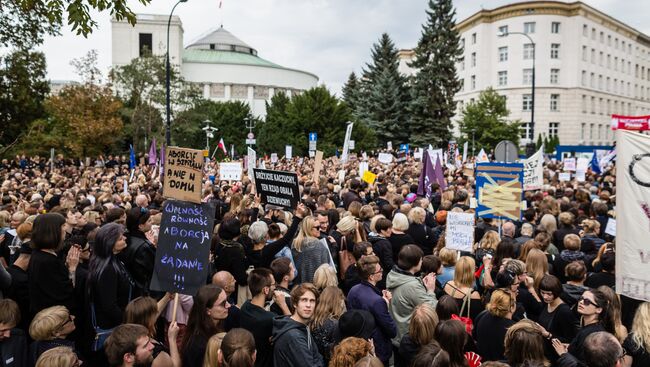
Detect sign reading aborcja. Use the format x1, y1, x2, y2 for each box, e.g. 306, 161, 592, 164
163, 146, 204, 203
150, 200, 216, 295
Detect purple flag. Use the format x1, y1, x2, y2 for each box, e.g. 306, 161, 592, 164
433, 155, 447, 191
148, 138, 157, 165
417, 150, 437, 198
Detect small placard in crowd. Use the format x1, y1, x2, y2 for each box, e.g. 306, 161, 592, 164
253, 168, 300, 210
563, 157, 576, 171
378, 153, 393, 164
219, 162, 242, 181
605, 218, 616, 237
362, 170, 377, 185
446, 212, 475, 252
163, 146, 204, 203
150, 200, 216, 295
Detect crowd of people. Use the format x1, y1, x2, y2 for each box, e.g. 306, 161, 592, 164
0, 151, 647, 367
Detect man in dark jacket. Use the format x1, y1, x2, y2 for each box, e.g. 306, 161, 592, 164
367, 218, 394, 290
272, 283, 323, 367
347, 255, 397, 366
341, 179, 363, 209
0, 299, 27, 367
119, 207, 155, 295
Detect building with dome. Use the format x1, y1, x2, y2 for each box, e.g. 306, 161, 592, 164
111, 14, 319, 118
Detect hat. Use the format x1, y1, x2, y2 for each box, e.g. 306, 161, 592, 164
335, 310, 375, 341
336, 215, 356, 233
405, 193, 417, 203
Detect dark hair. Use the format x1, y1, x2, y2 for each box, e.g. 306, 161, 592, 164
583, 332, 623, 367
493, 238, 516, 269
105, 207, 125, 223
182, 285, 225, 353
523, 208, 536, 222
600, 251, 615, 272
434, 320, 467, 367
421, 255, 441, 275
270, 257, 292, 283
268, 223, 282, 239
124, 297, 158, 336
435, 295, 459, 321
32, 213, 66, 250
412, 341, 450, 367
589, 289, 617, 335
353, 241, 372, 261
565, 261, 587, 281
327, 209, 340, 233
358, 255, 380, 280
375, 217, 392, 233
248, 268, 272, 297
397, 245, 423, 270
126, 207, 150, 233
539, 274, 563, 298
219, 218, 242, 240
378, 185, 388, 196
88, 223, 126, 295
105, 323, 149, 366
220, 328, 256, 367
0, 299, 20, 326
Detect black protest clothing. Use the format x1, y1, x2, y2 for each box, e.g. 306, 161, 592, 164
240, 300, 275, 367
118, 231, 155, 294
0, 328, 27, 367
27, 250, 75, 317
472, 310, 515, 361
89, 261, 133, 329
272, 316, 324, 367
214, 239, 249, 286
389, 232, 415, 262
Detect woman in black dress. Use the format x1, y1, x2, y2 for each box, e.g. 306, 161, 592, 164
535, 275, 578, 363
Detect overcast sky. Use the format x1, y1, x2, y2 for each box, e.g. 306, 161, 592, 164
39, 0, 650, 95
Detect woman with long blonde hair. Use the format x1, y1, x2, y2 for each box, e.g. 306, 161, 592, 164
623, 301, 650, 367
526, 249, 548, 289
443, 256, 484, 321
311, 286, 346, 364
292, 216, 332, 283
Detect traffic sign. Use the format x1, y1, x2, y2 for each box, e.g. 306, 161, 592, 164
309, 132, 317, 142
247, 132, 254, 139
246, 139, 256, 145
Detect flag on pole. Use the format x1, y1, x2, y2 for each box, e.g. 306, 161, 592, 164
417, 149, 436, 199
476, 149, 489, 163
217, 138, 227, 154
129, 145, 136, 169
148, 138, 157, 165
433, 155, 447, 191
590, 150, 601, 174
599, 148, 616, 172
462, 142, 468, 163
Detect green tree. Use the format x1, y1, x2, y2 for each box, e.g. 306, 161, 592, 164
457, 88, 520, 152
257, 91, 291, 154
1, 0, 150, 48
110, 53, 200, 151
408, 0, 463, 147
341, 72, 361, 113
359, 33, 410, 145
0, 49, 49, 154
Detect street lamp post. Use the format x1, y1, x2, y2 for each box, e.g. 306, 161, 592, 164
498, 31, 536, 155
202, 120, 218, 153
470, 129, 476, 157
245, 116, 256, 147
166, 0, 188, 147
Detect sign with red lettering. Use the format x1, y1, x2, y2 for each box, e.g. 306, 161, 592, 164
163, 146, 204, 203
611, 114, 650, 131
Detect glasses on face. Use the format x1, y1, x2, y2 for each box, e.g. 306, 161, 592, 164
58, 314, 74, 330
579, 297, 598, 307
618, 348, 627, 360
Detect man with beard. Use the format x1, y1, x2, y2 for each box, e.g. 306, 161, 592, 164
104, 324, 154, 367
272, 283, 323, 367
240, 268, 289, 367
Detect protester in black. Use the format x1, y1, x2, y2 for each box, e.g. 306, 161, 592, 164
119, 207, 155, 295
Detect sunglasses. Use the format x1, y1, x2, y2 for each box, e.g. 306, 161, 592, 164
579, 297, 599, 307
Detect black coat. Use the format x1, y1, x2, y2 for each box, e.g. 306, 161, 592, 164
407, 223, 436, 255
118, 232, 155, 294
28, 250, 75, 317
89, 261, 133, 329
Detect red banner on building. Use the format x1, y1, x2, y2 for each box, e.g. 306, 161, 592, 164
611, 114, 650, 131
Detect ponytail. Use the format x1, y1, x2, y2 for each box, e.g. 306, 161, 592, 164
220, 328, 255, 367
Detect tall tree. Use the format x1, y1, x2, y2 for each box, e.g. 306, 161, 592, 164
408, 0, 463, 147
457, 88, 520, 152
341, 72, 360, 113
359, 33, 410, 145
257, 91, 292, 154
0, 49, 49, 153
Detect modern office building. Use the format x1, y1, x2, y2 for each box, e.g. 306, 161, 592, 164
400, 1, 650, 146
111, 14, 318, 118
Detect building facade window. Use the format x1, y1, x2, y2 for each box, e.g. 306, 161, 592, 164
498, 25, 508, 35
523, 94, 532, 111
581, 95, 587, 113
591, 96, 595, 114
583, 25, 588, 36
549, 122, 559, 137
471, 52, 476, 67
498, 71, 508, 86
550, 68, 559, 84
521, 122, 531, 140
524, 22, 536, 34
582, 46, 587, 61
471, 75, 476, 89
581, 123, 586, 140
581, 71, 586, 86
550, 43, 560, 59
550, 94, 559, 111
524, 43, 535, 59
499, 46, 508, 62
138, 33, 153, 57
551, 22, 561, 34
471, 33, 476, 44
523, 69, 533, 84
459, 57, 465, 71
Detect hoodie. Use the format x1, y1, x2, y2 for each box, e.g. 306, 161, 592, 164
386, 267, 437, 345
272, 316, 324, 367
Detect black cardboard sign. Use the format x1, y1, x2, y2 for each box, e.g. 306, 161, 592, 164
253, 168, 300, 210
150, 200, 215, 295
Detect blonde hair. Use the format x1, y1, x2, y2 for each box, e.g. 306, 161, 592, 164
29, 306, 70, 341
563, 234, 581, 251
487, 289, 515, 318
330, 337, 373, 367
0, 211, 10, 228
526, 249, 548, 289
203, 332, 227, 367
539, 214, 557, 235
454, 256, 476, 288
313, 264, 338, 291
392, 213, 409, 231
581, 219, 600, 234
312, 286, 346, 329
292, 216, 318, 252
409, 304, 439, 346
35, 346, 78, 367
407, 207, 426, 225
480, 231, 500, 251
84, 211, 100, 224
632, 302, 650, 353
439, 247, 457, 267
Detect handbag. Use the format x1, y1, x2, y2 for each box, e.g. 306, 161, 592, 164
452, 288, 473, 334
338, 236, 355, 280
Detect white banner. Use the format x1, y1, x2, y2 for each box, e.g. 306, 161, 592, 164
445, 212, 475, 252
285, 145, 292, 159
359, 161, 369, 177
341, 122, 354, 163
563, 157, 576, 171
219, 162, 242, 181
523, 147, 544, 191
247, 147, 256, 182
378, 153, 393, 164
616, 130, 650, 301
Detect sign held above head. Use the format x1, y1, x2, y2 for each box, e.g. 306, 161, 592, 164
162, 146, 204, 204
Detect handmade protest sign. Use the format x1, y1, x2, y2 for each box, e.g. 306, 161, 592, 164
312, 151, 323, 185
163, 146, 204, 203
285, 145, 292, 159
558, 172, 571, 181
358, 161, 369, 177
378, 153, 393, 164
362, 170, 377, 185
476, 162, 524, 221
523, 147, 543, 191
150, 200, 216, 295
219, 162, 242, 181
563, 158, 576, 171
253, 168, 300, 210
445, 212, 475, 252
247, 147, 256, 182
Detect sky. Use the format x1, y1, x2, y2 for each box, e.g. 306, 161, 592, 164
39, 0, 650, 95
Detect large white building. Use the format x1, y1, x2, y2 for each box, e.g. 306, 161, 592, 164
111, 14, 318, 118
400, 1, 650, 146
